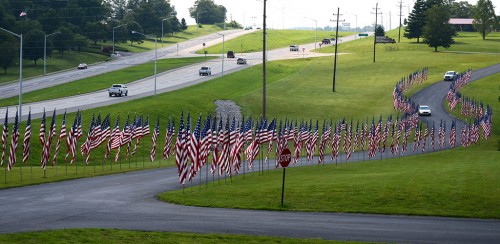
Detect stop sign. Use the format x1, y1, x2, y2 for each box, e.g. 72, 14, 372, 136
279, 148, 292, 168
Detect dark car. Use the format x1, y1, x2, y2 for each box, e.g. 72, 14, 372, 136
322, 38, 331, 44
227, 51, 235, 58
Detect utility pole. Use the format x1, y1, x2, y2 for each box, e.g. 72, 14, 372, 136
397, 0, 406, 43
263, 0, 267, 118
331, 8, 344, 92
372, 3, 381, 63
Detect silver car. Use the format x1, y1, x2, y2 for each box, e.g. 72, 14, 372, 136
418, 105, 432, 116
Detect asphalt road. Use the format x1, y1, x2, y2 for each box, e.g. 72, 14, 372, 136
0, 33, 499, 243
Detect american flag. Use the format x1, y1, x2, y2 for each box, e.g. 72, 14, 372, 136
22, 109, 31, 163
345, 120, 352, 160
461, 123, 468, 147
220, 119, 231, 177
413, 123, 420, 152
150, 116, 160, 162
143, 115, 150, 136
246, 118, 262, 168
200, 114, 212, 169
125, 116, 135, 159
1, 108, 9, 166
368, 118, 376, 158
421, 123, 428, 153
81, 114, 95, 160
394, 117, 401, 155
210, 116, 220, 174
131, 115, 143, 156
175, 112, 188, 184
88, 114, 103, 151
52, 111, 67, 166
8, 109, 19, 171
450, 120, 456, 147
480, 105, 492, 140
438, 119, 445, 148
401, 124, 408, 155
65, 111, 78, 164
265, 118, 276, 162
39, 109, 46, 159
353, 120, 359, 154
318, 120, 327, 165
42, 109, 57, 169
430, 122, 435, 151
106, 115, 121, 159
188, 114, 202, 181
96, 114, 111, 149
163, 119, 174, 160
116, 115, 130, 162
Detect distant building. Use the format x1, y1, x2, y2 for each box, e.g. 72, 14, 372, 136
449, 18, 475, 32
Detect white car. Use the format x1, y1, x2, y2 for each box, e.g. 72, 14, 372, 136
290, 45, 299, 51
77, 63, 88, 69
418, 105, 432, 116
199, 67, 211, 76
443, 71, 457, 81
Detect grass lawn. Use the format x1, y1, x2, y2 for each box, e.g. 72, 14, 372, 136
0, 25, 227, 84
0, 57, 217, 107
200, 29, 355, 54
0, 228, 347, 244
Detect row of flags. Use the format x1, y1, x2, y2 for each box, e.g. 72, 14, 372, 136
446, 69, 473, 111
0, 69, 494, 181
393, 68, 428, 115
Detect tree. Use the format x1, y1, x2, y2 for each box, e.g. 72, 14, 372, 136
375, 25, 385, 36
181, 18, 188, 30
449, 1, 474, 18
404, 0, 427, 43
126, 21, 144, 46
73, 34, 88, 53
0, 33, 17, 74
85, 21, 106, 45
189, 0, 227, 25
23, 29, 45, 65
423, 5, 456, 51
473, 0, 499, 40
52, 27, 74, 56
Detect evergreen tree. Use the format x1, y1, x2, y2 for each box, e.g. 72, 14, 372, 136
375, 25, 385, 36
473, 0, 499, 40
0, 33, 17, 74
423, 5, 456, 52
404, 0, 427, 43
181, 18, 188, 30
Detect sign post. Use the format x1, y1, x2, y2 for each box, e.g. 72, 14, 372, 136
279, 147, 291, 207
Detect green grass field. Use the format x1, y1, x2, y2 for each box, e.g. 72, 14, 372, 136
0, 228, 347, 244
200, 29, 355, 54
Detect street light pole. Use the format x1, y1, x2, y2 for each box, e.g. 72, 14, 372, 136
305, 17, 318, 50
113, 24, 126, 56
217, 33, 225, 76
44, 31, 60, 76
0, 27, 23, 120
132, 31, 157, 95
161, 18, 173, 47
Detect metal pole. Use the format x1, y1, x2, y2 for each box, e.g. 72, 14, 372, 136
222, 34, 224, 76
263, 0, 267, 119
44, 35, 47, 75
44, 32, 59, 76
19, 34, 23, 120
374, 3, 378, 63
333, 8, 340, 92
315, 19, 317, 50
161, 20, 164, 47
154, 38, 157, 95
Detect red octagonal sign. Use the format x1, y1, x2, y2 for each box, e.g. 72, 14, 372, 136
279, 148, 292, 168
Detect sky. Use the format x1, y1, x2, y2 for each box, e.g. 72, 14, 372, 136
169, 0, 500, 30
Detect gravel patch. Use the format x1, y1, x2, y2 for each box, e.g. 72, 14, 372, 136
214, 100, 242, 126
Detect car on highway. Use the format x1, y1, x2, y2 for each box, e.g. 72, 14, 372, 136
108, 84, 128, 97
199, 66, 211, 76
322, 38, 331, 44
237, 58, 247, 64
77, 63, 88, 69
418, 105, 432, 116
227, 51, 235, 58
443, 71, 457, 81
290, 45, 299, 51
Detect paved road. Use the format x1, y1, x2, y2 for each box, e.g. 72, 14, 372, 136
0, 32, 353, 121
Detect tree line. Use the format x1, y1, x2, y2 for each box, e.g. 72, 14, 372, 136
404, 0, 499, 51
0, 0, 236, 75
